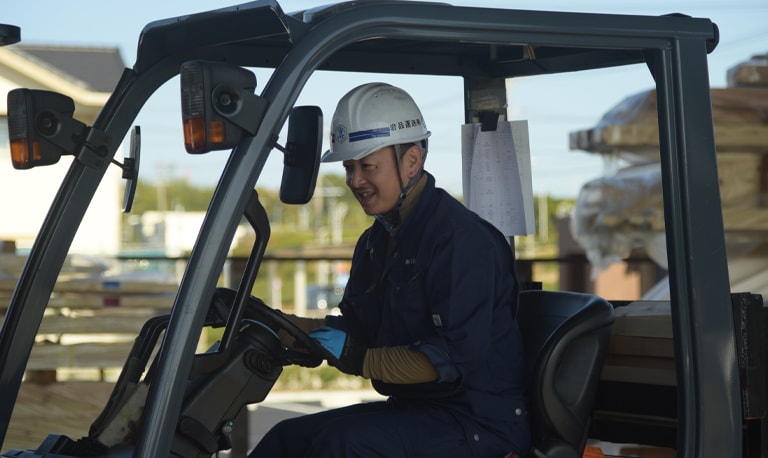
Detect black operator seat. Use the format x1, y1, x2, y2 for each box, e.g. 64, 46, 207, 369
517, 290, 615, 458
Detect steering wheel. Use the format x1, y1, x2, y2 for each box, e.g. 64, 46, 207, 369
211, 287, 324, 367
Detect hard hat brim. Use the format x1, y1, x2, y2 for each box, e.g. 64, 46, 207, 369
321, 131, 431, 163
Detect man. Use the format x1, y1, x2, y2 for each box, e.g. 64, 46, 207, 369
250, 83, 529, 457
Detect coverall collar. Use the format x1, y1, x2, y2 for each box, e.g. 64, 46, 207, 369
375, 171, 428, 232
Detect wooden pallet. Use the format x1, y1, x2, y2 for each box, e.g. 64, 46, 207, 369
5, 382, 115, 452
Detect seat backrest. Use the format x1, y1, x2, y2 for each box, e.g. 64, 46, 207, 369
517, 290, 614, 458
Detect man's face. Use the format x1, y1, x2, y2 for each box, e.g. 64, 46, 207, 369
343, 146, 405, 216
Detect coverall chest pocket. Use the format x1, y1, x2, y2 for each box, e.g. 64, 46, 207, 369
385, 261, 429, 340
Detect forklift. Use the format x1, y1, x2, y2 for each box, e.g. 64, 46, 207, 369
0, 1, 752, 456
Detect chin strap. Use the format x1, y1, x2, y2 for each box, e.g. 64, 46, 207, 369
375, 144, 424, 231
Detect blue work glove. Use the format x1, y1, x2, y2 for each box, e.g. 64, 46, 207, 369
309, 326, 366, 376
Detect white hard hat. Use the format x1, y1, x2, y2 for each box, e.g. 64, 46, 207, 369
321, 83, 431, 162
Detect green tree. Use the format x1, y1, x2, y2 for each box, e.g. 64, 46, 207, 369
130, 178, 215, 214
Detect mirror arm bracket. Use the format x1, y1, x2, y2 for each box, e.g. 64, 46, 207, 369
76, 126, 112, 169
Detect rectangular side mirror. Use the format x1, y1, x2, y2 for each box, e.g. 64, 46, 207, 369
279, 106, 322, 205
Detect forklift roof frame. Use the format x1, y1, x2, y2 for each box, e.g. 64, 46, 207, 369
0, 1, 734, 456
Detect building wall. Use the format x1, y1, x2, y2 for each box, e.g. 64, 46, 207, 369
0, 51, 122, 256
138, 211, 253, 257
0, 123, 122, 255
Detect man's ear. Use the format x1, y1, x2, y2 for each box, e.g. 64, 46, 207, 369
403, 144, 424, 178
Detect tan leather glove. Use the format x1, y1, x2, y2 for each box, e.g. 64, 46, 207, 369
363, 346, 438, 383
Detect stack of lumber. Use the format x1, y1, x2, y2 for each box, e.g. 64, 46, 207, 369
569, 87, 768, 233
569, 87, 768, 156
0, 259, 178, 374
6, 382, 116, 452
0, 252, 178, 451
568, 55, 768, 281
28, 273, 177, 373
602, 301, 675, 386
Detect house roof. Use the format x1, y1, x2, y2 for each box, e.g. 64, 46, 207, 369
10, 44, 124, 93
0, 44, 125, 119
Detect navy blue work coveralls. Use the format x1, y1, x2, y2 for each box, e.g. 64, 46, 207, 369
251, 173, 530, 457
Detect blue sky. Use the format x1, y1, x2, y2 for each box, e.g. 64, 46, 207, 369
5, 0, 768, 198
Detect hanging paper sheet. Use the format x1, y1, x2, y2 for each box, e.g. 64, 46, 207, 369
461, 120, 535, 236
